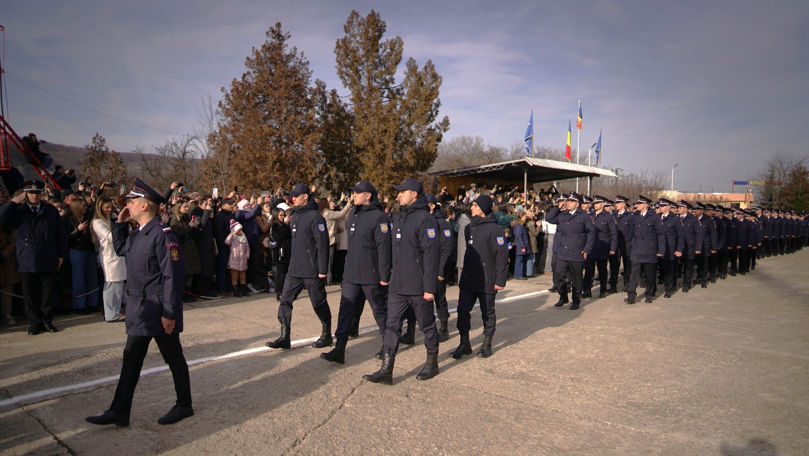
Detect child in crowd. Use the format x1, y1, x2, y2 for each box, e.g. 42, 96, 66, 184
225, 219, 250, 297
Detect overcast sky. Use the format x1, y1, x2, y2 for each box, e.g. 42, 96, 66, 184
3, 0, 808, 192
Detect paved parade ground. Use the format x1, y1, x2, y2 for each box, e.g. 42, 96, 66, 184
1, 251, 808, 455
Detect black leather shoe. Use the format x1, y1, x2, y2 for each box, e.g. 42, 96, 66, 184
450, 342, 472, 359
28, 326, 43, 335
553, 298, 568, 307
548, 286, 558, 293
581, 291, 592, 299
645, 297, 653, 303
701, 283, 708, 288
624, 297, 636, 305
682, 287, 689, 293
607, 287, 617, 294
86, 410, 129, 427
569, 302, 580, 310
599, 291, 607, 298
664, 292, 672, 298
157, 405, 194, 425
416, 352, 439, 380
44, 323, 59, 333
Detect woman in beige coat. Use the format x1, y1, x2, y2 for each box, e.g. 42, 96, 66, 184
91, 197, 126, 322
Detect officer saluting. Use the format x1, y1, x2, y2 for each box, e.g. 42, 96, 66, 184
364, 178, 440, 384
321, 180, 390, 364
544, 192, 595, 310
86, 178, 192, 427
266, 183, 333, 350
582, 195, 617, 298
450, 195, 508, 359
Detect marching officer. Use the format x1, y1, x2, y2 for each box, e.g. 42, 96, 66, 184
624, 195, 665, 304
321, 181, 390, 364
266, 183, 333, 350
86, 178, 192, 426
364, 178, 440, 385
426, 193, 454, 342
610, 195, 633, 293
657, 198, 684, 298
706, 204, 726, 283
450, 195, 508, 359
677, 201, 703, 292
547, 194, 568, 294
544, 192, 595, 310
582, 195, 617, 298
694, 203, 717, 288
736, 210, 753, 274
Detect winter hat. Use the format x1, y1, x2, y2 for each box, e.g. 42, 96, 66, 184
237, 199, 249, 210
230, 219, 243, 233
474, 195, 494, 215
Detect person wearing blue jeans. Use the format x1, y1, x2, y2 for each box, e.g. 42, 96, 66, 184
65, 199, 99, 312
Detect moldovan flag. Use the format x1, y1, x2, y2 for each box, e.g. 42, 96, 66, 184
565, 120, 572, 162
576, 101, 582, 130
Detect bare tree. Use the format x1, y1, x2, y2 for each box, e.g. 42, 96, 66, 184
193, 94, 233, 194
430, 135, 507, 171
757, 153, 808, 208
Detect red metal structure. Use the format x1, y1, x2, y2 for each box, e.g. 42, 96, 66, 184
0, 114, 61, 189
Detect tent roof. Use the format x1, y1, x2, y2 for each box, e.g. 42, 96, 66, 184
430, 157, 617, 183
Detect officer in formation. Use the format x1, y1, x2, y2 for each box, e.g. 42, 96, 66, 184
86, 178, 192, 427
611, 195, 633, 292
544, 192, 595, 310
0, 180, 67, 335
676, 201, 703, 292
266, 183, 333, 350
625, 195, 665, 304
320, 180, 391, 365
450, 195, 508, 359
582, 195, 617, 298
364, 178, 440, 385
693, 202, 717, 288
657, 199, 684, 298
547, 194, 568, 294
425, 193, 454, 342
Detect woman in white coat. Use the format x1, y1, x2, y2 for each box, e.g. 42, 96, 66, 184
91, 197, 127, 322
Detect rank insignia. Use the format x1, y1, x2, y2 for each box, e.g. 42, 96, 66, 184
166, 241, 181, 261
380, 223, 389, 233
496, 236, 505, 245
318, 223, 326, 232
427, 228, 436, 239
443, 229, 451, 238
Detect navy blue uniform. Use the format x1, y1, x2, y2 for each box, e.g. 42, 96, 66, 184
545, 206, 595, 307
0, 200, 67, 330
434, 211, 454, 321
383, 196, 440, 356
679, 213, 703, 290
583, 210, 617, 296
626, 211, 665, 300
696, 215, 717, 286
659, 213, 685, 294
610, 210, 633, 290
277, 199, 331, 327
457, 214, 509, 336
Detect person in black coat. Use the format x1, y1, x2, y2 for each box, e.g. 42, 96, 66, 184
736, 210, 753, 274
544, 192, 595, 310
266, 183, 331, 350
583, 195, 617, 298
190, 198, 216, 295
707, 205, 725, 283
610, 195, 633, 292
86, 178, 192, 427
677, 201, 703, 292
426, 193, 454, 342
0, 181, 67, 334
624, 195, 665, 304
268, 206, 291, 301
213, 198, 235, 293
548, 194, 568, 294
321, 181, 390, 365
364, 178, 440, 385
450, 195, 508, 359
657, 199, 685, 298
694, 203, 718, 287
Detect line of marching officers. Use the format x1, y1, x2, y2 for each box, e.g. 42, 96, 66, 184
265, 178, 508, 385
546, 192, 808, 309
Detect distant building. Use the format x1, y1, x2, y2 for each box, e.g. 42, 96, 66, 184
658, 189, 754, 209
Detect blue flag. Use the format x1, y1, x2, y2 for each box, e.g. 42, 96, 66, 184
524, 110, 533, 155
594, 130, 602, 164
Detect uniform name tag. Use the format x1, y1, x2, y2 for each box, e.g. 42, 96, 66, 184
396, 233, 402, 239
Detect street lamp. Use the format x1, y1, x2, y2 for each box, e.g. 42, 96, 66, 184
671, 163, 678, 191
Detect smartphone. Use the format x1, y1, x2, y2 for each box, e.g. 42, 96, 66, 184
212, 187, 219, 198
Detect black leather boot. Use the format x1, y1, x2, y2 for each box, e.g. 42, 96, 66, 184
375, 345, 384, 360
266, 325, 291, 349
86, 409, 130, 427
450, 331, 473, 359
311, 321, 333, 348
416, 351, 439, 380
554, 295, 569, 307
363, 351, 395, 385
320, 336, 347, 364
399, 322, 416, 345
438, 319, 449, 342
478, 334, 493, 358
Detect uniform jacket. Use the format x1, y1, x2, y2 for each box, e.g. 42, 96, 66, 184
389, 195, 439, 296
112, 216, 186, 336
544, 206, 595, 262
736, 219, 752, 248
459, 214, 509, 294
613, 210, 633, 257
659, 213, 686, 260
589, 210, 618, 260
627, 211, 665, 263
92, 218, 127, 282
679, 213, 704, 259
225, 233, 250, 271
343, 201, 392, 285
434, 211, 454, 276
0, 201, 67, 273
761, 216, 772, 239
713, 215, 727, 250
697, 215, 718, 253
722, 217, 735, 250
287, 199, 329, 278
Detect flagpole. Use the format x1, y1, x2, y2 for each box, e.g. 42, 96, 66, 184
587, 147, 592, 194
576, 100, 581, 193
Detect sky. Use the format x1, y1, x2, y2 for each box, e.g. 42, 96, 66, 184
2, 0, 808, 193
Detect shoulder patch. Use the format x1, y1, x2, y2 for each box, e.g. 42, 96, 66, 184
443, 229, 452, 238
427, 228, 436, 239
496, 236, 505, 246
380, 223, 389, 233
166, 241, 180, 261
318, 223, 326, 232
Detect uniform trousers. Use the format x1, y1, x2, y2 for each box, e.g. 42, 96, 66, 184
727, 249, 738, 274
679, 257, 695, 289
553, 259, 583, 304
608, 252, 627, 290
456, 289, 497, 336
335, 282, 387, 340
383, 293, 438, 355
628, 261, 657, 299
20, 272, 57, 330
277, 276, 331, 326
738, 248, 750, 273
110, 334, 191, 414
716, 249, 728, 277
661, 258, 678, 293
583, 258, 608, 294
434, 279, 450, 321
695, 253, 710, 284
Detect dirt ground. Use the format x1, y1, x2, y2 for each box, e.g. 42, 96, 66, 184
1, 251, 808, 455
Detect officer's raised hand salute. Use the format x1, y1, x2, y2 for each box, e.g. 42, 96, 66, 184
86, 178, 192, 427
364, 178, 440, 385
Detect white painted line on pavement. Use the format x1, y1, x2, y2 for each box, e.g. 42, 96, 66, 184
0, 289, 549, 408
